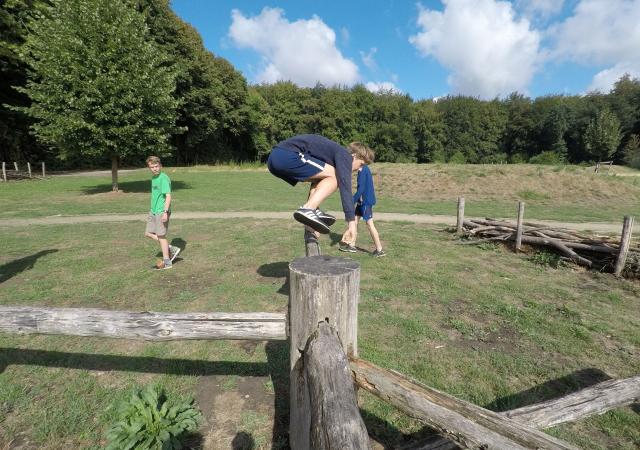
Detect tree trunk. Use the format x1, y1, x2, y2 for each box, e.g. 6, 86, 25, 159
111, 154, 119, 191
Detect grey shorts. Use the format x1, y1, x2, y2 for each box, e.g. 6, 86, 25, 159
145, 213, 170, 236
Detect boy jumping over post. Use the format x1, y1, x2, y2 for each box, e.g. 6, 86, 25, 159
340, 162, 386, 257
267, 134, 374, 239
145, 156, 180, 270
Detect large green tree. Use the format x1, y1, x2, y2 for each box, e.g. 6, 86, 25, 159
584, 108, 622, 162
17, 0, 180, 190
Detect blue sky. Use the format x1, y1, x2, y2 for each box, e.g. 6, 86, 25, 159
170, 0, 640, 100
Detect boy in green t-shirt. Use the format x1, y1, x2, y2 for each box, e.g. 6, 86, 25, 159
145, 156, 180, 269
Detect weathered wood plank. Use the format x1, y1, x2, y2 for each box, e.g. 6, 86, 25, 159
0, 306, 286, 341
305, 322, 370, 449
401, 375, 640, 450
351, 358, 577, 450
503, 375, 640, 428
289, 256, 360, 450
304, 229, 321, 256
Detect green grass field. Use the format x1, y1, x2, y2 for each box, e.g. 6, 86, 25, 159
2, 163, 640, 221
1, 164, 639, 449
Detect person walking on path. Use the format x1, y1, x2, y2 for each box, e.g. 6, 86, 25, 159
144, 156, 180, 270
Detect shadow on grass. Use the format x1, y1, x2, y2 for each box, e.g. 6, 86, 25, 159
257, 261, 289, 296
0, 249, 58, 284
82, 180, 191, 194
232, 432, 255, 449
485, 367, 611, 412
0, 342, 292, 449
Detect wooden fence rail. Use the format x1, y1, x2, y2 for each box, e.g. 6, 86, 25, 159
0, 306, 286, 341
351, 358, 577, 450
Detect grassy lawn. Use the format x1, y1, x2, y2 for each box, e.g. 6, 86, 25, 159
2, 163, 640, 222
1, 208, 639, 448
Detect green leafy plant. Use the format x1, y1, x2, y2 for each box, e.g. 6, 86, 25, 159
529, 250, 562, 268
106, 384, 202, 450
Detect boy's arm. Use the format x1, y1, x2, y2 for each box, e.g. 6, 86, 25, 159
161, 193, 171, 222
335, 152, 356, 220
353, 170, 364, 204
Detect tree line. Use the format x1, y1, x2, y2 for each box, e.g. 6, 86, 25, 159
2, 0, 640, 187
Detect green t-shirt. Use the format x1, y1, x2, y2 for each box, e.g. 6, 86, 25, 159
150, 172, 171, 214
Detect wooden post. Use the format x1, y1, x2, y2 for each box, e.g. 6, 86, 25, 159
304, 229, 321, 256
27, 162, 32, 178
456, 197, 465, 234
614, 216, 634, 277
305, 322, 370, 449
13, 161, 18, 171
2, 162, 6, 182
515, 201, 525, 251
42, 161, 45, 177
289, 255, 360, 450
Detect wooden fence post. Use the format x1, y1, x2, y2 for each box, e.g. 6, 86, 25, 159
2, 162, 6, 182
42, 161, 45, 177
515, 201, 525, 252
304, 229, 321, 256
288, 255, 361, 449
13, 162, 18, 171
456, 197, 465, 234
614, 216, 634, 277
27, 162, 32, 178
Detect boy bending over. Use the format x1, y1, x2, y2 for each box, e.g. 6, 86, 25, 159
267, 134, 374, 239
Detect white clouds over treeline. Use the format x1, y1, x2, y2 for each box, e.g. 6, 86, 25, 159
227, 1, 640, 98
410, 0, 640, 98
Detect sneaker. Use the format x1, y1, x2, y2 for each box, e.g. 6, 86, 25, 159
315, 209, 336, 226
293, 207, 331, 234
339, 242, 357, 253
372, 249, 386, 257
169, 245, 181, 262
155, 259, 173, 270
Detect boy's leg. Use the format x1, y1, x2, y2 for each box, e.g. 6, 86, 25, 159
303, 165, 337, 210
157, 235, 170, 260
366, 219, 383, 252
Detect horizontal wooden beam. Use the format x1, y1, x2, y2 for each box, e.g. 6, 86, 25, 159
350, 358, 577, 450
0, 306, 286, 341
503, 375, 640, 428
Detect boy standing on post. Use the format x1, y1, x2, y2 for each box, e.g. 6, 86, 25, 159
340, 163, 386, 257
145, 156, 180, 270
267, 134, 374, 240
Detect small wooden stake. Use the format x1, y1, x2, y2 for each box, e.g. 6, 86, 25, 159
42, 161, 45, 177
456, 197, 465, 234
27, 162, 32, 178
2, 162, 6, 182
13, 162, 18, 171
614, 216, 634, 277
515, 201, 525, 251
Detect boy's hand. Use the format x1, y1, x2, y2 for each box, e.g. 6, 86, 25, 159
161, 212, 169, 223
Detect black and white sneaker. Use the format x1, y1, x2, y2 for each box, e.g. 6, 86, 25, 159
293, 208, 331, 234
315, 209, 336, 226
339, 242, 357, 253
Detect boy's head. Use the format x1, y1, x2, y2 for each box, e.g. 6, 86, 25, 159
146, 155, 162, 176
348, 142, 374, 171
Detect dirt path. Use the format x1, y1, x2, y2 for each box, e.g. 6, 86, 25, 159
0, 211, 627, 234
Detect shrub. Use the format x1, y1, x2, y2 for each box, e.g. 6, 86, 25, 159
106, 384, 202, 450
448, 151, 466, 164
529, 151, 565, 165
529, 250, 562, 268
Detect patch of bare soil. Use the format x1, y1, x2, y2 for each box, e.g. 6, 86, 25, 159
196, 374, 278, 450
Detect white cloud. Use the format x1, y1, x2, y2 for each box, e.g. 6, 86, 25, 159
360, 48, 378, 70
365, 81, 402, 94
409, 0, 541, 99
550, 0, 640, 92
515, 0, 564, 20
228, 7, 359, 87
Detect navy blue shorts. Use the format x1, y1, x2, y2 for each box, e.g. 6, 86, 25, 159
355, 204, 373, 221
267, 147, 325, 186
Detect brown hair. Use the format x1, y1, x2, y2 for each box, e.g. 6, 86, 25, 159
347, 142, 374, 164
146, 155, 161, 165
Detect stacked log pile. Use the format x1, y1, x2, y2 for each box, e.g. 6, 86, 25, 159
461, 218, 640, 278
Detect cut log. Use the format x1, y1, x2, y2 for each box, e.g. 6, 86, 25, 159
0, 306, 286, 341
305, 322, 371, 449
350, 358, 577, 450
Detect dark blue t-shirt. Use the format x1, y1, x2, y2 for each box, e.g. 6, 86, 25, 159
275, 134, 355, 220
